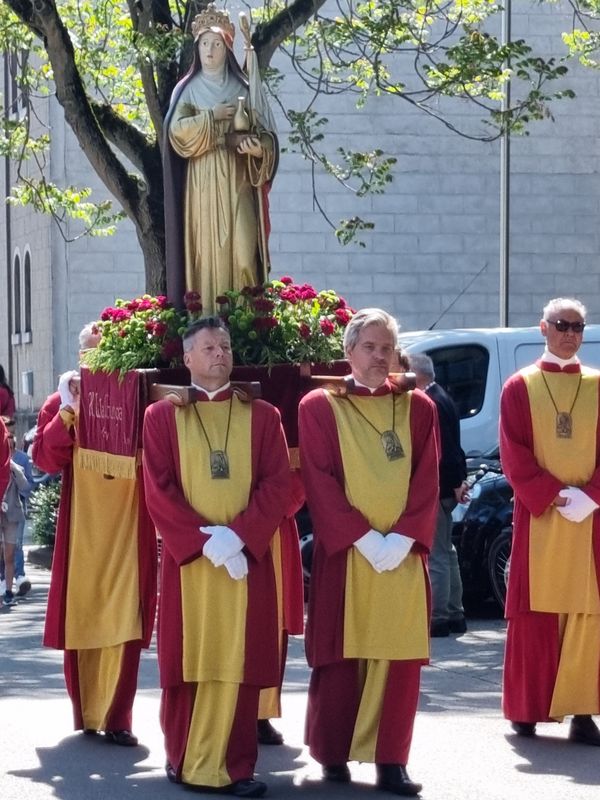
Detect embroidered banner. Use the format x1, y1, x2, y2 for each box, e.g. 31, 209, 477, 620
79, 369, 140, 459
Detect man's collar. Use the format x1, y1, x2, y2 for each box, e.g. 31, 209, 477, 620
191, 381, 231, 401
541, 348, 580, 369
350, 376, 391, 396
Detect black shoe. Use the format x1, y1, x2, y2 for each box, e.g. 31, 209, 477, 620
510, 721, 536, 737
449, 617, 467, 635
569, 715, 600, 746
429, 620, 449, 638
105, 729, 139, 746
2, 591, 16, 607
376, 764, 422, 796
83, 728, 99, 737
166, 763, 179, 783
229, 780, 267, 798
322, 764, 351, 783
257, 719, 284, 745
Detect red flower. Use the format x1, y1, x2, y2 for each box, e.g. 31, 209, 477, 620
162, 338, 183, 361
215, 295, 229, 305
253, 298, 275, 313
335, 308, 352, 326
152, 321, 168, 337
118, 329, 128, 338
253, 317, 279, 330
184, 291, 202, 312
299, 323, 311, 339
155, 295, 169, 308
100, 307, 113, 321
280, 276, 293, 285
250, 285, 265, 297
320, 318, 335, 336
126, 300, 140, 311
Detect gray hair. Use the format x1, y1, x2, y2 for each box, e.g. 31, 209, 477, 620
343, 308, 399, 355
79, 322, 101, 350
408, 353, 435, 381
542, 297, 587, 321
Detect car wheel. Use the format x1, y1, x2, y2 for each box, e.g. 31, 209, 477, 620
487, 531, 511, 610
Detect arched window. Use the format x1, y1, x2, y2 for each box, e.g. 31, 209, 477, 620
24, 251, 32, 334
13, 253, 21, 335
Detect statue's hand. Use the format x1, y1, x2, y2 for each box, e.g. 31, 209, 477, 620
237, 136, 263, 158
214, 102, 235, 122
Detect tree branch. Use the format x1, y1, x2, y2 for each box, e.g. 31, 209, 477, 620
253, 0, 328, 70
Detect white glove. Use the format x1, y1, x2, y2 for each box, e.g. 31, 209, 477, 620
1, 501, 7, 513
556, 487, 599, 523
58, 370, 79, 411
201, 525, 244, 567
374, 533, 415, 572
224, 552, 248, 580
354, 529, 387, 572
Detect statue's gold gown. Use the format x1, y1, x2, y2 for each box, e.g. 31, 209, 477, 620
168, 73, 275, 313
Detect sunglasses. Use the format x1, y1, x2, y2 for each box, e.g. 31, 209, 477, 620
545, 319, 586, 334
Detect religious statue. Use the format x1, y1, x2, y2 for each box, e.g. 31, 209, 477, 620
163, 4, 279, 313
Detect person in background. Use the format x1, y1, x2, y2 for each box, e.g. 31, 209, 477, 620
0, 417, 12, 608
299, 308, 439, 796
0, 366, 15, 422
0, 431, 30, 606
0, 426, 34, 599
409, 354, 469, 638
500, 297, 600, 745
32, 322, 154, 746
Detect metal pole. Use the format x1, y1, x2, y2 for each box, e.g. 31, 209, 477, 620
499, 0, 511, 327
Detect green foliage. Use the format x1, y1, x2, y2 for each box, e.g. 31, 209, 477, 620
0, 0, 590, 257
82, 295, 192, 377
217, 277, 354, 367
29, 478, 61, 548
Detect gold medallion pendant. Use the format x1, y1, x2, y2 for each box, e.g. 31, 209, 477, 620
555, 412, 573, 439
381, 430, 404, 461
210, 450, 230, 479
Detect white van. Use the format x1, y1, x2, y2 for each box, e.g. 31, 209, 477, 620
398, 326, 600, 454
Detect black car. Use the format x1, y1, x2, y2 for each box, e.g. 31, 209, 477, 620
453, 460, 513, 610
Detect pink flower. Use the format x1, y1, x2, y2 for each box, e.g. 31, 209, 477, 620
279, 289, 299, 304
152, 321, 168, 337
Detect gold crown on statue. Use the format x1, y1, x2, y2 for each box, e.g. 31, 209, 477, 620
192, 4, 235, 41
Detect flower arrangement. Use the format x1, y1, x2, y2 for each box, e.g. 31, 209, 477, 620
82, 294, 189, 375
217, 277, 354, 366
81, 279, 353, 375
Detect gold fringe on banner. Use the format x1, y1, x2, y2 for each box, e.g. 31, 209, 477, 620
78, 447, 139, 480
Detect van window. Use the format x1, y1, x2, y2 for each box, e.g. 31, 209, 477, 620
426, 345, 489, 419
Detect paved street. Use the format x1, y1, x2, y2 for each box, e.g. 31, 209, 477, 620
1, 564, 599, 800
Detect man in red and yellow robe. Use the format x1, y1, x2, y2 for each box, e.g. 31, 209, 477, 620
33, 347, 157, 745
299, 309, 438, 796
500, 297, 600, 745
142, 318, 290, 798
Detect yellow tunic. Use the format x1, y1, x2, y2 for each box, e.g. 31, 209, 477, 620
176, 398, 253, 683
328, 392, 429, 661
523, 365, 600, 613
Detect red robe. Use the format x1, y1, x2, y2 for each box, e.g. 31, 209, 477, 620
142, 392, 291, 690
0, 418, 9, 499
299, 383, 439, 668
33, 393, 157, 650
500, 360, 600, 721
